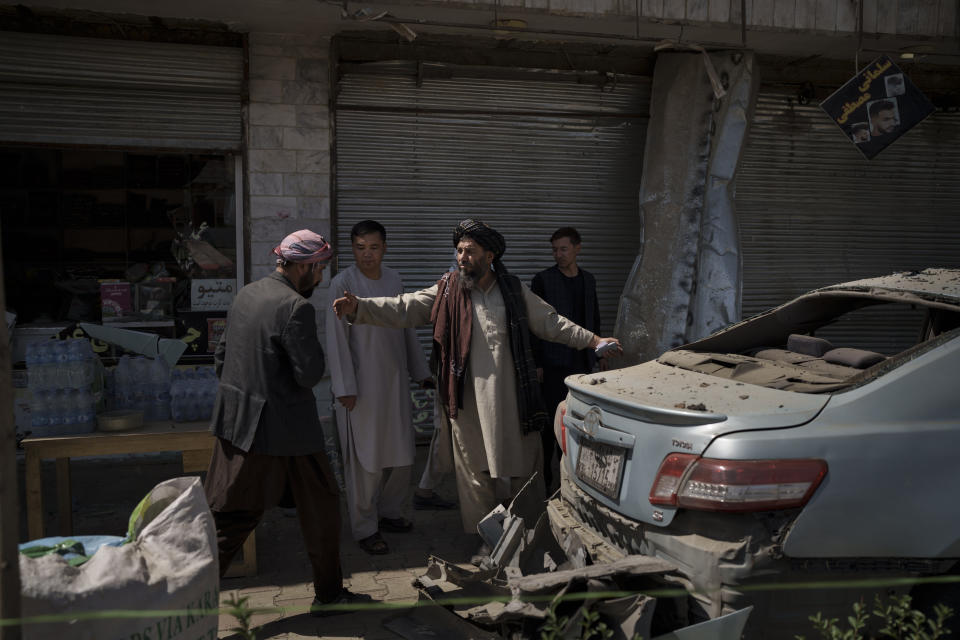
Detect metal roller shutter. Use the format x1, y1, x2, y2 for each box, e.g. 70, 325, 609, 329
334, 62, 649, 334
334, 62, 649, 432
736, 89, 960, 352
0, 31, 243, 151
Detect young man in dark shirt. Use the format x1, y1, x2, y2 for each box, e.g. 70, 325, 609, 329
531, 227, 601, 492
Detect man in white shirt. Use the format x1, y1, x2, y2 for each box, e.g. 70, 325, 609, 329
326, 220, 432, 555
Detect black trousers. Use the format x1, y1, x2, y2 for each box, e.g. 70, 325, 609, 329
540, 365, 589, 491
204, 437, 343, 602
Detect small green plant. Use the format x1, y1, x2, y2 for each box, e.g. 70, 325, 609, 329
539, 598, 642, 640
797, 594, 953, 640
224, 593, 261, 640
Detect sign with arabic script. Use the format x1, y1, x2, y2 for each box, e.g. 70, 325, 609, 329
191, 278, 236, 311
820, 55, 935, 160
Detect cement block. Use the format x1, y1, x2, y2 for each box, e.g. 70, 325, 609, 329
248, 149, 297, 173
686, 0, 709, 21
662, 0, 685, 19
250, 103, 297, 127
249, 79, 282, 103
296, 105, 330, 129
298, 58, 330, 83
250, 172, 284, 196
836, 0, 857, 31
284, 126, 329, 151
297, 197, 331, 220
641, 0, 663, 17
250, 195, 298, 219
282, 80, 326, 105
250, 55, 297, 81
794, 0, 815, 29
862, 0, 878, 32
249, 125, 284, 150
773, 0, 796, 28
814, 0, 836, 30
876, 0, 897, 33
297, 150, 331, 173
752, 0, 774, 25
284, 173, 330, 197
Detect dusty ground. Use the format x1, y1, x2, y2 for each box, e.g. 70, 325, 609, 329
16, 444, 483, 639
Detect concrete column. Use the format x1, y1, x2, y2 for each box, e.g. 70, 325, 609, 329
615, 51, 758, 365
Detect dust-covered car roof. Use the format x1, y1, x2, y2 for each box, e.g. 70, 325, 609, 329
815, 268, 960, 306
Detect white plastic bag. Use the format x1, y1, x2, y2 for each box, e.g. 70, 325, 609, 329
20, 476, 219, 640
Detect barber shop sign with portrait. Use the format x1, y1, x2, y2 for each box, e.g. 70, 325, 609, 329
820, 55, 935, 160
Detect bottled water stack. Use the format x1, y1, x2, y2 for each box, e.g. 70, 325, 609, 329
26, 338, 97, 436
170, 366, 218, 423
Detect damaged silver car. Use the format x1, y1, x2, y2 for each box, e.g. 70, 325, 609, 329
554, 268, 960, 638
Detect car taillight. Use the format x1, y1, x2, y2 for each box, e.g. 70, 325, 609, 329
650, 455, 827, 512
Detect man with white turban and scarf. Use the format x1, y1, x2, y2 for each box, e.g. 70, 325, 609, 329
205, 229, 367, 615
333, 220, 621, 552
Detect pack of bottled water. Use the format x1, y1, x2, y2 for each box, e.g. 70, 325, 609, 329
170, 366, 218, 422
112, 354, 175, 422
25, 338, 97, 437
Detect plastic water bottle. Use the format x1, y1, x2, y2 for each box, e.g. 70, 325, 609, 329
66, 339, 83, 389
30, 389, 50, 431
147, 358, 171, 421
115, 355, 133, 409
61, 389, 78, 427
47, 390, 62, 428
170, 370, 185, 421
52, 340, 69, 390
77, 388, 96, 432
184, 387, 199, 421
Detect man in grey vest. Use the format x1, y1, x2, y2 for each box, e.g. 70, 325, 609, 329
204, 229, 367, 616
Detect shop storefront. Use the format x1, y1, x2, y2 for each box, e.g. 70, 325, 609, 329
0, 30, 244, 432
735, 88, 960, 352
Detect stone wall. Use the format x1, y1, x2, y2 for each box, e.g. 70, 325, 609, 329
246, 32, 332, 290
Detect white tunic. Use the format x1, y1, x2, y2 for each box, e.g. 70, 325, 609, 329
353, 279, 594, 478
326, 266, 431, 473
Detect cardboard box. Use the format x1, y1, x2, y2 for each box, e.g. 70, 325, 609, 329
100, 281, 132, 321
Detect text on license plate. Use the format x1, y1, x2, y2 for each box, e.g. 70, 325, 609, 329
575, 439, 627, 499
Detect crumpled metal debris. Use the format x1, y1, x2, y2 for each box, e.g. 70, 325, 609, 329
400, 474, 684, 639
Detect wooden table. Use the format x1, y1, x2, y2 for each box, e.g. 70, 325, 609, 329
22, 421, 257, 577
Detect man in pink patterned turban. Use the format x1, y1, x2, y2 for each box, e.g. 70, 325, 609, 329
206, 229, 369, 615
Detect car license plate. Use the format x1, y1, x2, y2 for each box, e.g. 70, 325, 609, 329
575, 439, 626, 499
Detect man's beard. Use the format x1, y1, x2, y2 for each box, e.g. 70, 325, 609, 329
459, 266, 480, 290
300, 284, 317, 298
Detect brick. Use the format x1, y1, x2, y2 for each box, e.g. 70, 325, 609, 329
248, 149, 297, 173
282, 80, 326, 105
297, 150, 330, 173
250, 195, 298, 219
250, 172, 284, 196
284, 173, 330, 197
298, 58, 330, 83
297, 105, 330, 129
249, 79, 282, 103
298, 197, 330, 220
284, 126, 329, 151
250, 55, 297, 81
250, 103, 297, 127
249, 125, 284, 150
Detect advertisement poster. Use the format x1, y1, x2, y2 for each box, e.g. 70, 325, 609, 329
820, 55, 935, 160
191, 278, 236, 312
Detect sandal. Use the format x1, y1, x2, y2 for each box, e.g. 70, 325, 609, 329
358, 531, 389, 555
378, 516, 413, 533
